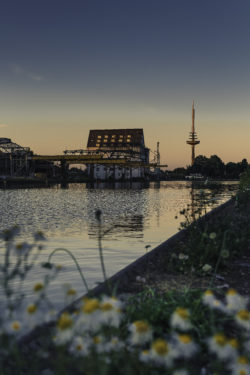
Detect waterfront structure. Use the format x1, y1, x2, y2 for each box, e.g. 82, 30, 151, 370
86, 129, 150, 180
0, 138, 31, 176
186, 101, 200, 166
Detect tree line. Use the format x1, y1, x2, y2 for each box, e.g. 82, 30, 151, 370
169, 155, 248, 179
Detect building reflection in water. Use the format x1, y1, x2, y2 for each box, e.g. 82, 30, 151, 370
85, 181, 149, 239
86, 181, 149, 190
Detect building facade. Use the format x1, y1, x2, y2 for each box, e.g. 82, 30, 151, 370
86, 129, 149, 181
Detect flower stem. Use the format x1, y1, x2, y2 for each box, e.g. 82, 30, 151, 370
47, 248, 89, 293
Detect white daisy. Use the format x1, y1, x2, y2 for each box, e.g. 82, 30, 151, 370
54, 312, 74, 345
69, 336, 90, 357
226, 289, 248, 313
170, 307, 192, 331
235, 310, 250, 330
173, 334, 198, 359
99, 298, 123, 328
128, 320, 153, 345
150, 338, 174, 367
5, 320, 23, 337
229, 356, 250, 375
75, 298, 101, 333
105, 336, 125, 352
139, 349, 151, 364
207, 333, 234, 360
202, 290, 224, 311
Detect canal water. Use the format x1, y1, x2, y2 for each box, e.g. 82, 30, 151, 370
0, 181, 238, 308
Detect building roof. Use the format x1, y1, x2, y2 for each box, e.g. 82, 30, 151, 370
0, 138, 30, 154
87, 129, 145, 149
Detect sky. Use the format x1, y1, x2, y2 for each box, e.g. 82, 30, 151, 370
0, 0, 250, 169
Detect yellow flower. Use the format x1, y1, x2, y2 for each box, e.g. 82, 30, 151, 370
100, 302, 113, 311
57, 313, 73, 331
82, 299, 100, 314
176, 308, 189, 319
152, 339, 169, 355
150, 338, 174, 367
204, 290, 213, 296
11, 321, 21, 331
129, 320, 152, 345
171, 308, 191, 330
33, 282, 44, 292
235, 310, 250, 329
27, 304, 37, 314
93, 336, 101, 344
237, 310, 250, 321
238, 357, 249, 365
228, 338, 239, 349
67, 288, 77, 296
214, 333, 227, 347
227, 289, 237, 296
134, 320, 150, 333
175, 334, 197, 358
178, 334, 192, 344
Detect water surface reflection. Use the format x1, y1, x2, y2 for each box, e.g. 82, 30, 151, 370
0, 181, 238, 307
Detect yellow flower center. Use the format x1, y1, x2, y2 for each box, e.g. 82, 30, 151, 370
239, 370, 247, 375
101, 302, 113, 311
76, 344, 83, 351
227, 289, 237, 296
134, 320, 149, 333
142, 349, 149, 355
33, 282, 44, 292
237, 310, 250, 321
176, 307, 189, 319
238, 356, 249, 365
67, 288, 76, 296
93, 336, 101, 344
228, 338, 239, 349
12, 321, 21, 331
204, 290, 213, 296
152, 339, 169, 355
179, 334, 192, 344
27, 304, 37, 314
82, 299, 100, 314
214, 334, 227, 347
57, 313, 73, 330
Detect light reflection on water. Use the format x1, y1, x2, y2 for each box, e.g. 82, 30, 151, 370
0, 181, 238, 307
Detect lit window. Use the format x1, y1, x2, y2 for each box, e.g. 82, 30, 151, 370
97, 136, 101, 139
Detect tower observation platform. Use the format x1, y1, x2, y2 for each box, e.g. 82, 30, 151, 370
186, 101, 200, 166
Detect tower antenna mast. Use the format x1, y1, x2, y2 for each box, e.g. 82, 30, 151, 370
186, 101, 200, 165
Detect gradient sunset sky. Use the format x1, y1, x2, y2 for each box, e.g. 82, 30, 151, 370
0, 0, 250, 169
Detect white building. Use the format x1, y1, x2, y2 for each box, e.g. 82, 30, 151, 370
86, 129, 149, 181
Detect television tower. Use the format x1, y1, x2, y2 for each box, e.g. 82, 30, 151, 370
186, 100, 200, 166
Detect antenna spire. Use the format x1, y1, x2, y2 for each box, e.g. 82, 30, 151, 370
186, 101, 200, 166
